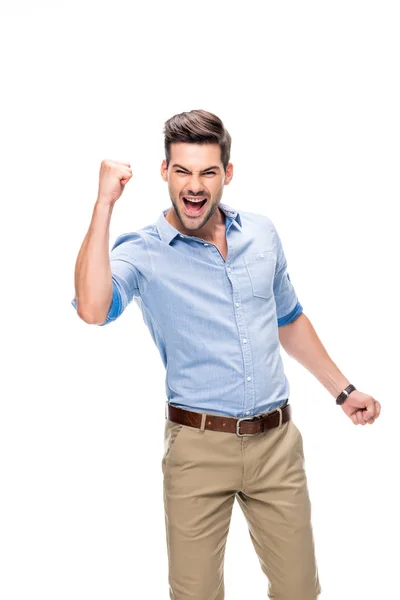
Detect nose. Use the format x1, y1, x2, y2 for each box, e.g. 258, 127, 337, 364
185, 173, 206, 196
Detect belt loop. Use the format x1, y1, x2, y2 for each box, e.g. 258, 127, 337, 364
276, 406, 283, 428
199, 413, 207, 434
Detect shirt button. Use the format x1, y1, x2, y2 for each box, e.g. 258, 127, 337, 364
179, 234, 184, 238
242, 338, 247, 343
203, 243, 209, 246
247, 376, 252, 381
260, 252, 264, 257
235, 302, 240, 307
246, 411, 250, 415
227, 267, 231, 272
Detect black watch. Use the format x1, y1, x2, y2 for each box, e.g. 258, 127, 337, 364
336, 384, 356, 405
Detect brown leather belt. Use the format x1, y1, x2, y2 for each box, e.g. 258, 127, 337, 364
166, 401, 292, 437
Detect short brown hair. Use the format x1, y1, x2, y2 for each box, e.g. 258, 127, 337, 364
163, 109, 232, 172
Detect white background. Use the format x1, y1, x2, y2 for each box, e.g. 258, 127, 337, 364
1, 1, 399, 598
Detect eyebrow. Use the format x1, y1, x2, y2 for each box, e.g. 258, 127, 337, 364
172, 163, 221, 172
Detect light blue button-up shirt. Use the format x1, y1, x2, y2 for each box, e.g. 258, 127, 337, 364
71, 202, 303, 418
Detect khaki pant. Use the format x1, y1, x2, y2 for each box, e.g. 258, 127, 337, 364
162, 402, 322, 599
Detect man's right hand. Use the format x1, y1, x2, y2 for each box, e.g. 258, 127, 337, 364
96, 159, 133, 207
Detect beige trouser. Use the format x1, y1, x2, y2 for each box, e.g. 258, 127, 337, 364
162, 402, 322, 599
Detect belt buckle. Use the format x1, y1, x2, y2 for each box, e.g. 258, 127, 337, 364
236, 416, 262, 437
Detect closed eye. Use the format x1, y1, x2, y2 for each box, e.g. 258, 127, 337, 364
175, 170, 216, 175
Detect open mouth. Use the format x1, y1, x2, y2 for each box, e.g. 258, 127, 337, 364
182, 197, 208, 216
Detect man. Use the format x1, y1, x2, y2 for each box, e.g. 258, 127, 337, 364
71, 109, 381, 599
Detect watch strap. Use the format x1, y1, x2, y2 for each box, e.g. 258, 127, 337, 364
336, 384, 356, 405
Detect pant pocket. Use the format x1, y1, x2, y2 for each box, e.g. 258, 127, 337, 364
162, 420, 185, 473
289, 419, 305, 459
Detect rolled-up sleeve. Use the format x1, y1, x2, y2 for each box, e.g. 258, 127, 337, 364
271, 223, 303, 327
71, 232, 142, 326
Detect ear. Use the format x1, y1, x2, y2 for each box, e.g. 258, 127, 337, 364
224, 162, 233, 185
161, 159, 168, 182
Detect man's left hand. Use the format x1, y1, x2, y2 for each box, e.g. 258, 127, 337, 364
340, 389, 381, 425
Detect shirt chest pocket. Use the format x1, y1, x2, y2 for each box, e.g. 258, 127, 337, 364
244, 250, 276, 299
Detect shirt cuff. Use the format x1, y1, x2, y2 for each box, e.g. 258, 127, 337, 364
277, 300, 303, 327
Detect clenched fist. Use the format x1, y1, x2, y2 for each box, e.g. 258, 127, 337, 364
96, 159, 133, 207
340, 389, 382, 425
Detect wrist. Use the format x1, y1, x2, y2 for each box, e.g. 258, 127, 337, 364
95, 196, 114, 211
336, 384, 357, 405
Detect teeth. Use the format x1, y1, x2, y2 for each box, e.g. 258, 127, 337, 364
184, 197, 206, 203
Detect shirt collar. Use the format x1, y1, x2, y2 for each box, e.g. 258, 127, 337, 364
155, 201, 243, 245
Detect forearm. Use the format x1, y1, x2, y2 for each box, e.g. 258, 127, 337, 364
278, 312, 350, 398
74, 199, 114, 322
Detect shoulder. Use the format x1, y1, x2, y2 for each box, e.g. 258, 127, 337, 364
110, 230, 146, 252
238, 209, 279, 246
239, 208, 276, 228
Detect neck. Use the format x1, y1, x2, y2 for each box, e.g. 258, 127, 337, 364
165, 205, 226, 242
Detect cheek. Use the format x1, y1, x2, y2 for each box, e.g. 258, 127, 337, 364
168, 179, 180, 195
211, 181, 224, 197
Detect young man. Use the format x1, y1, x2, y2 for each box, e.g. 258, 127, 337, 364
71, 109, 381, 600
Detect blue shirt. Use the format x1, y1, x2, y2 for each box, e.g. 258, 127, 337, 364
71, 202, 303, 418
